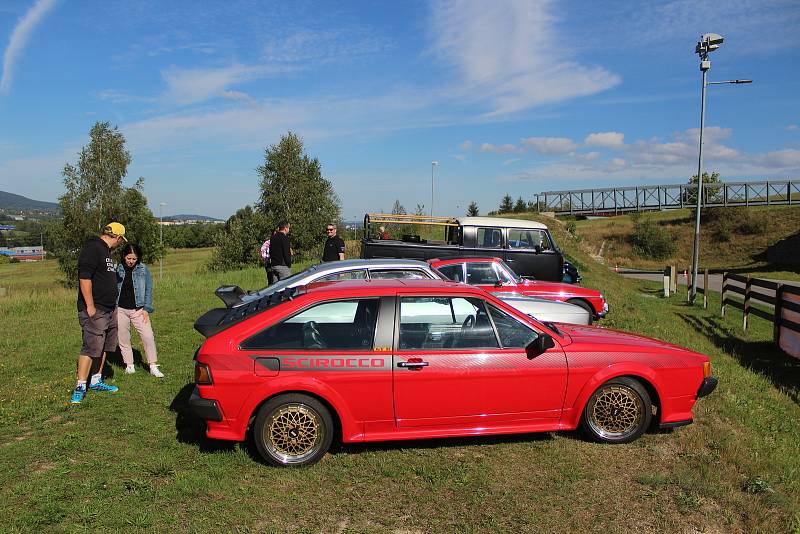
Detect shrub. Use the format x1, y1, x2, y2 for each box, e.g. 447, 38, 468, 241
739, 213, 768, 235
630, 220, 676, 260
566, 221, 577, 237
715, 217, 734, 242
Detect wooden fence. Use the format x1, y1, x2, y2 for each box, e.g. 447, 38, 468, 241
721, 273, 800, 358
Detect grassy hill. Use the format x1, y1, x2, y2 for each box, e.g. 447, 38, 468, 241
568, 205, 800, 276
0, 245, 797, 532
0, 190, 59, 214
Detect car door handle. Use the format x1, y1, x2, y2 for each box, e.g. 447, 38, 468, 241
397, 360, 429, 369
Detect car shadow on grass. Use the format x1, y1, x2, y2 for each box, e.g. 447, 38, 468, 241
337, 431, 553, 457
677, 313, 800, 404
169, 383, 237, 454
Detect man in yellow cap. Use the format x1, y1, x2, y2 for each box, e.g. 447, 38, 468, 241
70, 222, 127, 403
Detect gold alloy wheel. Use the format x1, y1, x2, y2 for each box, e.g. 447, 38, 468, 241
264, 403, 324, 464
588, 385, 643, 439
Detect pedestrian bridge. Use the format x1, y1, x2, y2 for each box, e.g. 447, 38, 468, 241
536, 180, 799, 215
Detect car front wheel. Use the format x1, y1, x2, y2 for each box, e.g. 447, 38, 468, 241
253, 393, 334, 467
580, 377, 652, 444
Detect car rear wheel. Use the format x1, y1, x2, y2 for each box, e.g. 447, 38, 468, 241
566, 299, 594, 324
253, 394, 333, 467
580, 377, 651, 444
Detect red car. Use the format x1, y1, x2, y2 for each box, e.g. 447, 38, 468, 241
431, 257, 608, 321
190, 280, 716, 467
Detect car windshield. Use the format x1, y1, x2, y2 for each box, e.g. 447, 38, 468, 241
497, 260, 523, 283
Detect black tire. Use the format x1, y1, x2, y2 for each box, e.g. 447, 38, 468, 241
580, 377, 652, 444
253, 393, 334, 467
566, 299, 594, 325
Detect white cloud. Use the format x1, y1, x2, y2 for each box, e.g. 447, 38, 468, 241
460, 140, 473, 151
574, 151, 601, 161
520, 137, 578, 155
584, 131, 625, 149
755, 149, 800, 169
503, 158, 521, 166
787, 124, 799, 131
161, 64, 294, 106
430, 0, 619, 116
480, 143, 521, 154
1, 0, 59, 95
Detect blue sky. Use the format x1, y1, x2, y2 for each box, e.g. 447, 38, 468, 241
1, 0, 798, 220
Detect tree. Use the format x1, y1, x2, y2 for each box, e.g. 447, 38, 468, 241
467, 201, 479, 216
257, 132, 341, 261
513, 196, 526, 213
50, 122, 162, 286
207, 206, 267, 271
388, 199, 406, 237
499, 194, 514, 214
684, 171, 721, 205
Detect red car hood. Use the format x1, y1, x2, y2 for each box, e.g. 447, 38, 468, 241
512, 278, 601, 298
555, 323, 704, 356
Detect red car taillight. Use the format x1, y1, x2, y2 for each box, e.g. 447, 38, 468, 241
195, 363, 213, 385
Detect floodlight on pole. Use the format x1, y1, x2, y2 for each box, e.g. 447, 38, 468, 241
159, 202, 166, 279
689, 34, 751, 304
431, 161, 438, 217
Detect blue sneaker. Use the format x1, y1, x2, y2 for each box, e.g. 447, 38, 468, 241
89, 380, 118, 393
70, 386, 86, 404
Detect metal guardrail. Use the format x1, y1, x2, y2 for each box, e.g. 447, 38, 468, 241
537, 180, 799, 215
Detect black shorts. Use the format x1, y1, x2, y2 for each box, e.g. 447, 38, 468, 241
78, 308, 118, 358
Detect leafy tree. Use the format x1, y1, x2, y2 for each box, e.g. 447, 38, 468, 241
257, 132, 341, 261
630, 219, 676, 260
49, 122, 162, 286
513, 196, 526, 213
467, 201, 479, 216
388, 199, 406, 238
685, 171, 721, 205
207, 206, 267, 271
498, 194, 514, 214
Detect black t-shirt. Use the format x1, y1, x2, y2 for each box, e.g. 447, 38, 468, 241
269, 232, 292, 267
118, 265, 138, 310
322, 236, 345, 262
76, 236, 118, 312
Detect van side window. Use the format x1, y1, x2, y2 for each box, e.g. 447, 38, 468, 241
477, 227, 502, 248
508, 228, 551, 250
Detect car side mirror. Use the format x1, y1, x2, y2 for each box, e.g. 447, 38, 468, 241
494, 280, 503, 288
526, 333, 555, 359
534, 245, 542, 254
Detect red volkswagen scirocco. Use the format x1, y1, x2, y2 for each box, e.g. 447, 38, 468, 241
190, 279, 716, 467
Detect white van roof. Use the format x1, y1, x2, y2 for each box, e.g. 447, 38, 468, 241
457, 216, 549, 230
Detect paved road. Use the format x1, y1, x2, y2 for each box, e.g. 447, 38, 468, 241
617, 269, 799, 293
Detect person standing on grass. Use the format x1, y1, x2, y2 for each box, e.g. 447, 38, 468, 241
269, 221, 292, 281
115, 243, 163, 378
260, 227, 277, 285
322, 223, 345, 262
69, 222, 126, 404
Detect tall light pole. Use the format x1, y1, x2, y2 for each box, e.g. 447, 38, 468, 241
159, 202, 166, 279
431, 161, 438, 217
689, 33, 751, 303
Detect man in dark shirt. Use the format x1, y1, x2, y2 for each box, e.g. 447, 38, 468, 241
269, 221, 292, 281
322, 223, 345, 262
69, 222, 127, 404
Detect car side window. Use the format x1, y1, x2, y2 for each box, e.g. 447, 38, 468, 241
507, 229, 551, 251
399, 296, 499, 350
436, 264, 463, 282
466, 262, 500, 285
477, 227, 503, 248
486, 304, 539, 348
369, 269, 432, 280
315, 270, 367, 282
241, 298, 379, 351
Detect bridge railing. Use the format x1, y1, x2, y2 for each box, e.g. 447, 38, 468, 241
537, 180, 799, 215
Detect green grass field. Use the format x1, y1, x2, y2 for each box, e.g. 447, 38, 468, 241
0, 243, 798, 532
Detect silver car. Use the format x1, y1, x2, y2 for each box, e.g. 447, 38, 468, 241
237, 259, 591, 325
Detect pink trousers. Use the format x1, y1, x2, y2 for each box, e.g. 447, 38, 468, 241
117, 307, 158, 365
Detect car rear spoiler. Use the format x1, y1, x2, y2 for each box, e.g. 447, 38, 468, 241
194, 286, 301, 338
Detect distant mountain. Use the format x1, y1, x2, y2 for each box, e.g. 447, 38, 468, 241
163, 214, 223, 222
0, 191, 59, 213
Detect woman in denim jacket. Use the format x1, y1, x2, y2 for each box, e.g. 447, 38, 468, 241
116, 243, 163, 377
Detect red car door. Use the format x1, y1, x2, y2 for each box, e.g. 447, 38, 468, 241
392, 294, 568, 428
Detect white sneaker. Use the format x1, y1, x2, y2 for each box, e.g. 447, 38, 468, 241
125, 364, 136, 374
149, 365, 164, 378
